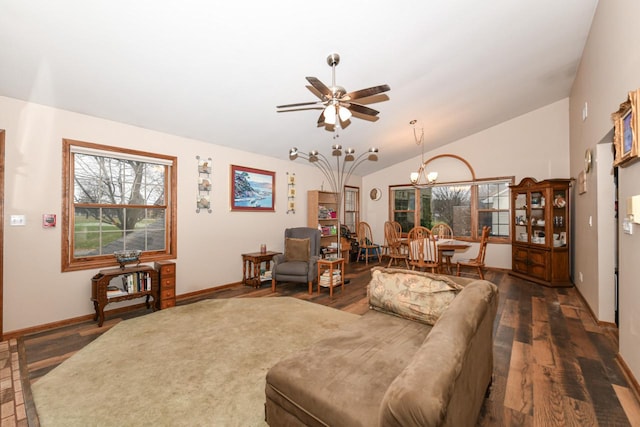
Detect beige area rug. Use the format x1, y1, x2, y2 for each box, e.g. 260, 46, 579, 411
32, 297, 359, 427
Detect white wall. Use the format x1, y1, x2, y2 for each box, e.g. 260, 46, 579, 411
1, 95, 360, 332
362, 99, 571, 269
570, 0, 640, 383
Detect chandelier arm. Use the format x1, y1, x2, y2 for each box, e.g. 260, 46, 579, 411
345, 152, 374, 181
312, 154, 339, 194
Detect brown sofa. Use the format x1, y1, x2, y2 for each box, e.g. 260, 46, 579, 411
265, 267, 499, 427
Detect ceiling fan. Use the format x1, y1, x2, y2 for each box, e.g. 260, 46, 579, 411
276, 53, 390, 128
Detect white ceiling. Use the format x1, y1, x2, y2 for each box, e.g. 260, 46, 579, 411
0, 1, 598, 175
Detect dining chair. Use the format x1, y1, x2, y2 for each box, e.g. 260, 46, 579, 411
356, 221, 381, 265
381, 221, 394, 259
431, 222, 454, 274
385, 221, 409, 268
456, 226, 491, 279
407, 226, 439, 273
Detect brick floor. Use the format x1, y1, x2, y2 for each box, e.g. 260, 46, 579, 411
0, 340, 27, 427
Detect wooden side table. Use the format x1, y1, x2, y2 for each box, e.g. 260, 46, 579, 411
317, 257, 345, 297
90, 265, 158, 327
241, 251, 281, 288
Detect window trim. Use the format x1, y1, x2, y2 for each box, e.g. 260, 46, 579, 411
389, 176, 513, 243
61, 139, 178, 272
343, 185, 360, 234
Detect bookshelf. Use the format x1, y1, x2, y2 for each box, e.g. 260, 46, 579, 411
91, 265, 158, 327
307, 190, 339, 257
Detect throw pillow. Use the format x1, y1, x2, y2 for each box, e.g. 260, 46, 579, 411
285, 237, 310, 262
368, 267, 464, 325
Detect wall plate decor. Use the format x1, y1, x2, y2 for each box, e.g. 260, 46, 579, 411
584, 148, 592, 173
369, 188, 382, 201
287, 172, 296, 214
196, 156, 212, 213
612, 89, 640, 167
230, 165, 275, 211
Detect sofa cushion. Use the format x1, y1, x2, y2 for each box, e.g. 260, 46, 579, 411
368, 267, 464, 326
265, 309, 431, 426
285, 237, 310, 262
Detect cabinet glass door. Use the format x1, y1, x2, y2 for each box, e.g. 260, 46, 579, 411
514, 193, 528, 242
552, 190, 567, 247
530, 191, 546, 245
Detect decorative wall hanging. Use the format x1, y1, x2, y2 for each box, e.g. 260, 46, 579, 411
287, 172, 296, 214
196, 156, 212, 213
230, 165, 275, 212
612, 89, 640, 167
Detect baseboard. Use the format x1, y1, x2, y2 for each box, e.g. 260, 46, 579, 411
177, 282, 242, 303
3, 282, 243, 340
572, 283, 640, 401
616, 353, 640, 404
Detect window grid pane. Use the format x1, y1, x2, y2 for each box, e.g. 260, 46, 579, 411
72, 152, 167, 260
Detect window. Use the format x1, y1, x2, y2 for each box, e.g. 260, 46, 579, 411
389, 178, 512, 242
343, 186, 360, 233
62, 139, 177, 271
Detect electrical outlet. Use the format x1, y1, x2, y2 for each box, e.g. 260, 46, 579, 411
579, 272, 584, 282
582, 102, 588, 121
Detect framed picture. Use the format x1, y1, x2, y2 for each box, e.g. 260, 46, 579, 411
230, 165, 275, 211
613, 89, 640, 167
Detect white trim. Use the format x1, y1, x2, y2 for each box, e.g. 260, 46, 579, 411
70, 145, 174, 166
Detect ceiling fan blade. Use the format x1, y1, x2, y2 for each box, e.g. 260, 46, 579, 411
306, 77, 332, 99
345, 102, 380, 117
343, 84, 390, 101
317, 110, 325, 125
277, 100, 324, 109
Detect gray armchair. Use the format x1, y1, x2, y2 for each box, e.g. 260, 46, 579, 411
271, 227, 321, 294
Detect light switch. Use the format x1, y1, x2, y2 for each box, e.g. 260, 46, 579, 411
10, 215, 26, 226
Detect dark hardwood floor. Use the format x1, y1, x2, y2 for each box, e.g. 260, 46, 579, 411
19, 262, 640, 426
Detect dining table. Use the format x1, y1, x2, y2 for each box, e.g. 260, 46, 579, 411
435, 238, 471, 273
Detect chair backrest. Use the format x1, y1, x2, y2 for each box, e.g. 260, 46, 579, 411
357, 222, 375, 246
284, 227, 321, 257
384, 221, 402, 252
407, 226, 437, 263
475, 226, 491, 264
431, 222, 453, 240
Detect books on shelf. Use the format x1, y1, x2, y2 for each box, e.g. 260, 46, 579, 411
120, 271, 152, 294
319, 270, 341, 287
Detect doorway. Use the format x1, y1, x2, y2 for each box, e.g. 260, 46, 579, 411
0, 130, 4, 340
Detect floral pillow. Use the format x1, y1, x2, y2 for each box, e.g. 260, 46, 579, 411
368, 267, 464, 325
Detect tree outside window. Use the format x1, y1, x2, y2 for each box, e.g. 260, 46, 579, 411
63, 139, 177, 271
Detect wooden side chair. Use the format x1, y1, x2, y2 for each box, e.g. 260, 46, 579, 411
431, 222, 454, 274
356, 221, 381, 265
457, 226, 491, 279
385, 221, 409, 268
407, 226, 439, 273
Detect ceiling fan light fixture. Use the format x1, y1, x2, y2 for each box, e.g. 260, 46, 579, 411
338, 106, 352, 122
324, 105, 337, 125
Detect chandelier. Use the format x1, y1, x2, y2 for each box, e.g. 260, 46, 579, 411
289, 145, 379, 197
409, 120, 438, 187
289, 145, 378, 251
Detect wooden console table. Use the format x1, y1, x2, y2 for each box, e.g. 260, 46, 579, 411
241, 251, 281, 287
91, 265, 158, 327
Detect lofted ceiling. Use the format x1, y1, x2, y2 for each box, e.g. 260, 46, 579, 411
0, 1, 598, 175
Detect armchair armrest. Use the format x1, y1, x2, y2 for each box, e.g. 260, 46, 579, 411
273, 253, 286, 266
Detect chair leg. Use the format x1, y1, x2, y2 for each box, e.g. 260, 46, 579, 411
477, 267, 484, 280
271, 278, 276, 292
308, 281, 313, 294
456, 264, 461, 277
